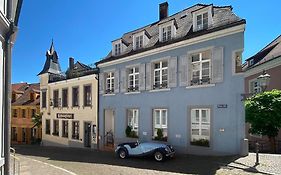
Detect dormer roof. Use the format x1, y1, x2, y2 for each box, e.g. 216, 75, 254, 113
96, 3, 245, 65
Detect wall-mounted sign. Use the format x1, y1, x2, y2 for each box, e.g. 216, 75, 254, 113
57, 113, 74, 119
217, 104, 228, 108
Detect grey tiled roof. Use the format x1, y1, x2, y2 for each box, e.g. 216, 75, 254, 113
244, 35, 281, 70
96, 4, 245, 65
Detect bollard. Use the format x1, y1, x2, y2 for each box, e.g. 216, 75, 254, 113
255, 142, 259, 165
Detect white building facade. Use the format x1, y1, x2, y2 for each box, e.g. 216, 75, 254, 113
39, 43, 99, 149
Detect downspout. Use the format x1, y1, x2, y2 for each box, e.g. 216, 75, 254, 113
94, 67, 100, 150
4, 0, 23, 174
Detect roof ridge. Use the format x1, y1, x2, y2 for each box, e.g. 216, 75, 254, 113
121, 3, 206, 37
246, 35, 281, 61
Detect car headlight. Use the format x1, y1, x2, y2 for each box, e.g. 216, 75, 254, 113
165, 146, 171, 153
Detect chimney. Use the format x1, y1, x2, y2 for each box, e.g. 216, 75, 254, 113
159, 2, 168, 20
69, 57, 74, 70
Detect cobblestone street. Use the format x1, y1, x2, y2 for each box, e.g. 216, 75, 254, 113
13, 145, 281, 175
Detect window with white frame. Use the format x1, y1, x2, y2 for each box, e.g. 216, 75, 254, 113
106, 72, 114, 94
135, 35, 143, 49
128, 67, 139, 92
162, 25, 172, 42
191, 50, 211, 85
153, 109, 168, 139
127, 109, 138, 135
191, 108, 210, 146
114, 43, 121, 56
196, 12, 208, 30
250, 79, 261, 93
153, 61, 168, 89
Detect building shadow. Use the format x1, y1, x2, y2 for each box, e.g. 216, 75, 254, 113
13, 145, 246, 175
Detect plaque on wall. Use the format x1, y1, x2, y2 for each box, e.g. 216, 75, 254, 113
217, 104, 228, 108
57, 113, 74, 119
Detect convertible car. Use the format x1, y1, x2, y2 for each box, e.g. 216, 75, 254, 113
115, 141, 175, 162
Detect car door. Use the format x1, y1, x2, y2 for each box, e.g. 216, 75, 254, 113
129, 143, 144, 156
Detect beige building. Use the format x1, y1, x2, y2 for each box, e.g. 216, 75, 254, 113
39, 42, 99, 149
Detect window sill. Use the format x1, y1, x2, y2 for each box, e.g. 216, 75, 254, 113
83, 105, 92, 108
186, 84, 215, 89
125, 91, 140, 95
149, 88, 171, 93
103, 93, 116, 96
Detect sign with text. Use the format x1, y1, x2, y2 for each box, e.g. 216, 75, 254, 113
57, 113, 74, 119
217, 104, 228, 108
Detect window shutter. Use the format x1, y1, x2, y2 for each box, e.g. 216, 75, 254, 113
145, 63, 151, 90
168, 56, 177, 88
187, 54, 192, 86
139, 64, 146, 91
179, 55, 188, 86
120, 68, 127, 93
212, 47, 224, 83
114, 70, 119, 93
99, 73, 104, 94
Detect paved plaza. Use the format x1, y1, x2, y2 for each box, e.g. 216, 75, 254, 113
12, 145, 281, 175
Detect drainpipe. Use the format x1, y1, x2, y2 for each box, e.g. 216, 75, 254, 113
94, 67, 100, 150
4, 0, 23, 174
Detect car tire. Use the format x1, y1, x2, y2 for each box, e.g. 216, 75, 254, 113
118, 148, 127, 159
154, 151, 164, 162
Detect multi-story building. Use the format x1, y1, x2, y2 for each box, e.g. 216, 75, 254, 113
11, 83, 41, 144
244, 35, 281, 152
39, 42, 99, 149
96, 3, 247, 155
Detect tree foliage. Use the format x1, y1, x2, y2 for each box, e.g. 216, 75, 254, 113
245, 90, 281, 152
32, 112, 42, 128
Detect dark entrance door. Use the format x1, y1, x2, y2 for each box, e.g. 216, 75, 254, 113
84, 122, 91, 148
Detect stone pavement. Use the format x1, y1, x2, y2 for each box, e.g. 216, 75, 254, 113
11, 153, 76, 175
12, 145, 281, 175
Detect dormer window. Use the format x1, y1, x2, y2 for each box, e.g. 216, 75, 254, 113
192, 6, 213, 32
159, 20, 177, 42
112, 39, 128, 56
135, 35, 143, 49
196, 12, 208, 30
162, 25, 172, 42
133, 30, 150, 50
114, 43, 121, 56
249, 59, 254, 66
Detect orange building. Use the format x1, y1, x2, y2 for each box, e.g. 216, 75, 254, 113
11, 83, 41, 144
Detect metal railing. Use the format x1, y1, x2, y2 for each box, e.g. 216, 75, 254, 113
10, 147, 20, 175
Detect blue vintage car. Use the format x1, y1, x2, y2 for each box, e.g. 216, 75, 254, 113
115, 141, 175, 162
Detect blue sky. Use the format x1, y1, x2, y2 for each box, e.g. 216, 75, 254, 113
12, 0, 281, 83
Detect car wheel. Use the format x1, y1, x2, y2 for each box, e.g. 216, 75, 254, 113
118, 148, 127, 159
154, 151, 164, 162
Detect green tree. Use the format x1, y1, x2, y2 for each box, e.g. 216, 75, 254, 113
245, 90, 281, 153
32, 112, 42, 128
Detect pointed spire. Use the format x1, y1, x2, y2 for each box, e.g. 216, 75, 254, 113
49, 38, 55, 54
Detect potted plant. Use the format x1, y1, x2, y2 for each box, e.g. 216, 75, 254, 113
190, 139, 209, 147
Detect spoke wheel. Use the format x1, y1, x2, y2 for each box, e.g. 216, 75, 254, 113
154, 151, 164, 162
118, 149, 127, 159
